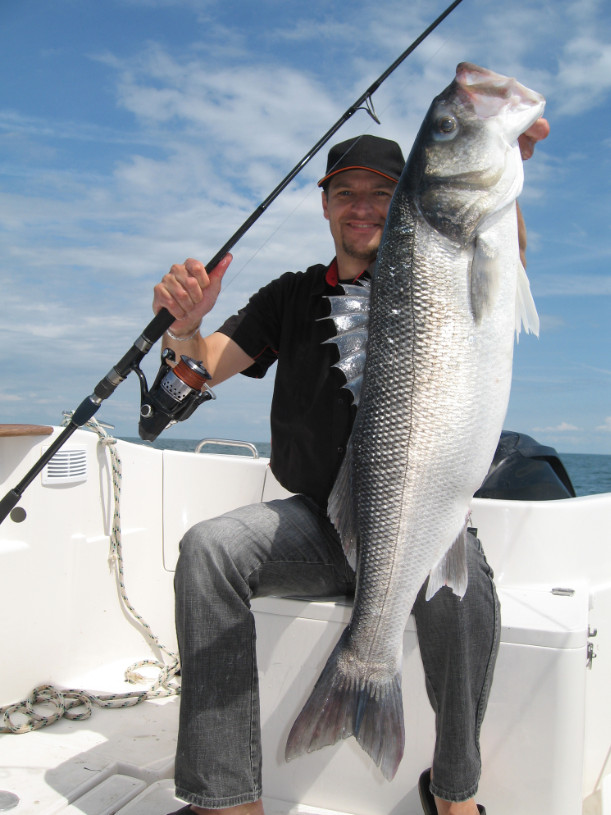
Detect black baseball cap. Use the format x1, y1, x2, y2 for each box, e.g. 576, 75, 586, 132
318, 134, 405, 189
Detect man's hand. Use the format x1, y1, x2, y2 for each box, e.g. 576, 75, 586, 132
153, 254, 232, 338
519, 117, 550, 160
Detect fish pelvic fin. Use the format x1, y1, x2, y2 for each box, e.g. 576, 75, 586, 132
426, 524, 469, 601
515, 259, 540, 341
285, 629, 405, 781
328, 439, 358, 566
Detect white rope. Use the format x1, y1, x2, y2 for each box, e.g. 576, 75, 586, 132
0, 416, 181, 735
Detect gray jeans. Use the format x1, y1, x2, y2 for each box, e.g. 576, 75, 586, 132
174, 495, 500, 807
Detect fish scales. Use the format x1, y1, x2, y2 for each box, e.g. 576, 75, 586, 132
350, 211, 487, 661
286, 62, 545, 781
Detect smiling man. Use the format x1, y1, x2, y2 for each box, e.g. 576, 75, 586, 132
153, 128, 548, 815
319, 137, 402, 277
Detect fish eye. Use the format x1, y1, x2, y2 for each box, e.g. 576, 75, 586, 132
433, 115, 458, 141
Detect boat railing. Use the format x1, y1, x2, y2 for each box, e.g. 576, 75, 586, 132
194, 438, 259, 458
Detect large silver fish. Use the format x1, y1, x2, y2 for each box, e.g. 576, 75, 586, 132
285, 63, 545, 780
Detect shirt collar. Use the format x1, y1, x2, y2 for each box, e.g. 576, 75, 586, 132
325, 258, 371, 287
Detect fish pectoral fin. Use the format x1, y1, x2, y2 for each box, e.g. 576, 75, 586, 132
515, 260, 540, 341
425, 525, 469, 601
285, 630, 405, 781
470, 234, 501, 323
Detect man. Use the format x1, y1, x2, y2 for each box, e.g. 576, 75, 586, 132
154, 124, 549, 815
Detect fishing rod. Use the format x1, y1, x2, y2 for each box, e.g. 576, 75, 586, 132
0, 0, 465, 525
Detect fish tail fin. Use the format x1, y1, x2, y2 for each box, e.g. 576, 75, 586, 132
285, 630, 405, 781
426, 524, 469, 601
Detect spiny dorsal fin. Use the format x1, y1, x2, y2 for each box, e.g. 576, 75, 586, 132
321, 280, 371, 406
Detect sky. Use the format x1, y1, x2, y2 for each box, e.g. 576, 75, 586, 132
1, 0, 610, 454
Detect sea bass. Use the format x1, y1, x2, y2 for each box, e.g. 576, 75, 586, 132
285, 63, 545, 780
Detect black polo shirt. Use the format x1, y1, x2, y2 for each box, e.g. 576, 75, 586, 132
217, 260, 364, 508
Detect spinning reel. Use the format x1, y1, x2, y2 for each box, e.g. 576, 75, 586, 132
135, 348, 215, 442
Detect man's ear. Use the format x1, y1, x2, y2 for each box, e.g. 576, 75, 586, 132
321, 189, 330, 221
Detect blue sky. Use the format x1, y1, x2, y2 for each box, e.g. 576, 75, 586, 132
1, 0, 610, 453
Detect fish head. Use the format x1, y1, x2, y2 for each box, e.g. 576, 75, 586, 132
404, 62, 546, 244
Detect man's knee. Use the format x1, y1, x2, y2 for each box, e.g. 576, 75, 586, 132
175, 518, 228, 590
176, 514, 257, 602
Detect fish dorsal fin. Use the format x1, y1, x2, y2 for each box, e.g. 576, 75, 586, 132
324, 280, 370, 559
426, 524, 469, 601
322, 280, 371, 406
515, 259, 539, 341
327, 439, 358, 568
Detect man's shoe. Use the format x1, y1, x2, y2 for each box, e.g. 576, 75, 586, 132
418, 769, 486, 814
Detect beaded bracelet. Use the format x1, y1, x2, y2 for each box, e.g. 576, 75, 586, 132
166, 325, 201, 342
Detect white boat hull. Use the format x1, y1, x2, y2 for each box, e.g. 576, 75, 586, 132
0, 426, 609, 814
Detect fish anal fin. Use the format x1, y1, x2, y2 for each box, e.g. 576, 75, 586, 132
426, 524, 469, 601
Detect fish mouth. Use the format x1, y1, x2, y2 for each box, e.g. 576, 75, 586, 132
454, 61, 546, 138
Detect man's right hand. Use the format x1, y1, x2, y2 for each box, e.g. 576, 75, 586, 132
153, 254, 233, 338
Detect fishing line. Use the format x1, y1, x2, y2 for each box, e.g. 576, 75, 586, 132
221, 184, 322, 293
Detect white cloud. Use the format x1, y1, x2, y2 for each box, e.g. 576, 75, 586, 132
538, 314, 566, 332
556, 35, 611, 114
596, 417, 611, 432
533, 422, 583, 432
533, 274, 611, 297
107, 45, 339, 172
0, 391, 23, 403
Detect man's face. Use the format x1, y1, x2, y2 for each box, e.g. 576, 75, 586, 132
322, 169, 396, 269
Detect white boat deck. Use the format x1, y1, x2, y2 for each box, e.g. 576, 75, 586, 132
0, 583, 600, 815
1, 691, 179, 814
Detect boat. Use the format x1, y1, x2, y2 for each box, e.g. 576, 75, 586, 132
0, 420, 609, 815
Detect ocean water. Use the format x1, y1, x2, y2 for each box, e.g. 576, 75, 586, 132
123, 437, 611, 497
560, 453, 611, 497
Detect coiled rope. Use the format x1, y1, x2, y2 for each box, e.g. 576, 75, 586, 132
0, 416, 181, 734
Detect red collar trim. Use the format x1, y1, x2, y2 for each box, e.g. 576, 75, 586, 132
325, 258, 368, 287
